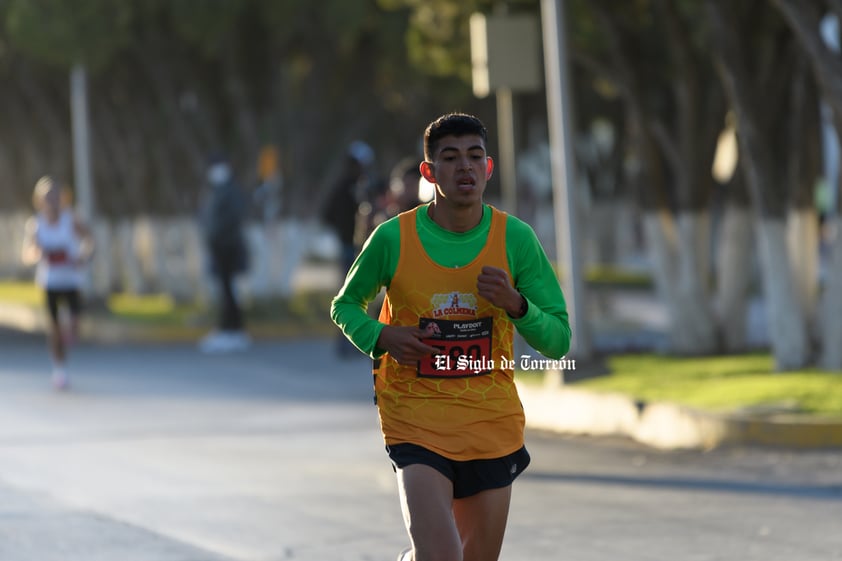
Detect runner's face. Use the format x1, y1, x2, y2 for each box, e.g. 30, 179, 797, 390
427, 134, 491, 207
43, 186, 61, 214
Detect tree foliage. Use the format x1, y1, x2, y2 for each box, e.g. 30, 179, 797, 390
4, 0, 133, 70
0, 0, 483, 217
2, 0, 838, 369
379, 0, 541, 81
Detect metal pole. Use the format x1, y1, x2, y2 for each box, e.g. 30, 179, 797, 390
70, 63, 96, 296
70, 63, 94, 222
540, 0, 591, 359
496, 86, 518, 213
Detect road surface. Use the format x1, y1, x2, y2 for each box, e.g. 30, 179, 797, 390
0, 330, 840, 561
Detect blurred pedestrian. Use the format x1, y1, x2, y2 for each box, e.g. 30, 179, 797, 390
355, 157, 423, 245
322, 140, 376, 357
352, 157, 423, 320
387, 156, 423, 214
21, 176, 94, 390
198, 153, 252, 353
323, 140, 376, 273
331, 113, 571, 561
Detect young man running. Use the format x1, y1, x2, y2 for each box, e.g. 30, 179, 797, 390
331, 113, 571, 561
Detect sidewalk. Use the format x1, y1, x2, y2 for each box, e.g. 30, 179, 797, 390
2, 297, 841, 452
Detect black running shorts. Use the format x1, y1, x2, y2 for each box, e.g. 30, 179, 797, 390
386, 442, 531, 499
45, 289, 82, 324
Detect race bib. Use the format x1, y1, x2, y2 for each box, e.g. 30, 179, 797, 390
417, 317, 494, 377
46, 249, 69, 264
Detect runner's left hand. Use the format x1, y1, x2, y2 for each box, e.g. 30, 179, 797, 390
476, 266, 523, 317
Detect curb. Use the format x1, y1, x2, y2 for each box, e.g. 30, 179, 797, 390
517, 381, 842, 450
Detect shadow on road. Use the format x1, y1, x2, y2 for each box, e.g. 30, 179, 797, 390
522, 471, 842, 501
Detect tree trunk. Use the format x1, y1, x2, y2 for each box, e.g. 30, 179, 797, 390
716, 202, 754, 352
707, 0, 810, 369
820, 216, 842, 369
786, 48, 822, 349
643, 0, 724, 354
0, 144, 15, 209
587, 1, 712, 355
673, 211, 718, 354
756, 218, 810, 369
116, 219, 144, 294
89, 219, 115, 295
787, 208, 820, 337
641, 212, 680, 350
771, 0, 842, 370
589, 199, 618, 265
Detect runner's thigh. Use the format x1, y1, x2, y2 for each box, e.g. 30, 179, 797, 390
396, 464, 462, 561
453, 485, 512, 561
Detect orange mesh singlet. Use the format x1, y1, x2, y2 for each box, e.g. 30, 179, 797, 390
374, 206, 525, 460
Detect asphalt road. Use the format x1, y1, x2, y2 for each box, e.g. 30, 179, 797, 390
0, 330, 840, 561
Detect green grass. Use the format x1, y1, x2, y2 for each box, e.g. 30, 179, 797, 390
0, 281, 43, 306
0, 283, 202, 326
108, 292, 176, 316
574, 354, 842, 417
107, 292, 200, 326
585, 265, 652, 288
0, 281, 335, 331
547, 264, 653, 289
107, 290, 335, 327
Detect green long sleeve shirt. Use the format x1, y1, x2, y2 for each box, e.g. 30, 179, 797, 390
330, 203, 571, 360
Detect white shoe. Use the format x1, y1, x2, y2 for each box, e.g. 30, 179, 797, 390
225, 331, 252, 351
199, 331, 251, 353
199, 332, 229, 353
396, 548, 412, 561
199, 332, 217, 352
199, 332, 228, 353
52, 367, 69, 391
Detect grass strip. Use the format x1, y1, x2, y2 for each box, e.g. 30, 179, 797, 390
574, 354, 842, 417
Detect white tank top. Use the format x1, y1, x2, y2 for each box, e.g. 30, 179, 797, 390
35, 210, 83, 289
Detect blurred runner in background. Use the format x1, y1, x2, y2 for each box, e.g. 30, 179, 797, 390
21, 176, 95, 390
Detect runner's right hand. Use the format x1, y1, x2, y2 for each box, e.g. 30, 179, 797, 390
377, 325, 440, 366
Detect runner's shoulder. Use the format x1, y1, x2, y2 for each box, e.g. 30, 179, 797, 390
361, 214, 401, 252
373, 213, 402, 238
503, 212, 540, 246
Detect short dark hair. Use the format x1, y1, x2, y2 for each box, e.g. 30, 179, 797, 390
423, 113, 488, 161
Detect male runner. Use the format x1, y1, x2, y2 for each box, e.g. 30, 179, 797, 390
331, 112, 571, 561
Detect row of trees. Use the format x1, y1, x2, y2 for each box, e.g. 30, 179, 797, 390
2, 0, 841, 370
387, 0, 842, 371
580, 0, 842, 371
582, 0, 842, 371
0, 0, 488, 216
